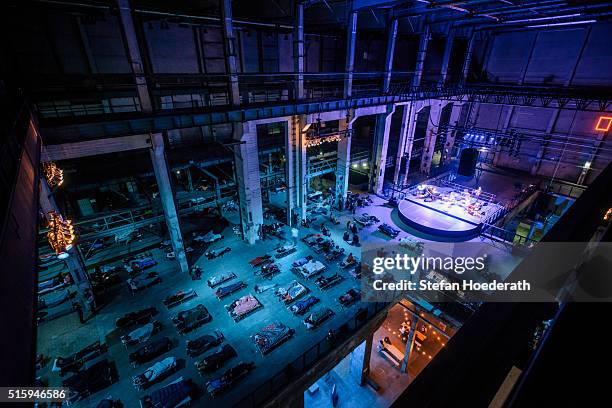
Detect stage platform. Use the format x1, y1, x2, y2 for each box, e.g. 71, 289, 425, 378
397, 185, 504, 240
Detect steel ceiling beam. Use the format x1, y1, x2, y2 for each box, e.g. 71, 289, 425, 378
39, 82, 611, 144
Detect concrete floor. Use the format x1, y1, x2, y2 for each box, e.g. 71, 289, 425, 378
37, 208, 366, 407
36, 170, 544, 408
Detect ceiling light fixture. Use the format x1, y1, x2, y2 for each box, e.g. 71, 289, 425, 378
46, 211, 76, 259
43, 161, 64, 188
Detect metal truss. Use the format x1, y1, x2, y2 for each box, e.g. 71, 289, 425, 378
40, 83, 611, 143
435, 84, 612, 112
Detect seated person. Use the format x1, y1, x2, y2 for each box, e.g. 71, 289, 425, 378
343, 231, 350, 241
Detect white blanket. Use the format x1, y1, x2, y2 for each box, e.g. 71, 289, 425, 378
303, 261, 325, 275
142, 356, 176, 381
128, 323, 154, 343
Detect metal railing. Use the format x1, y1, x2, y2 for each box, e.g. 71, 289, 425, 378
542, 179, 585, 199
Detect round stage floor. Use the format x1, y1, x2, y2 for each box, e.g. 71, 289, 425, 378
397, 196, 482, 240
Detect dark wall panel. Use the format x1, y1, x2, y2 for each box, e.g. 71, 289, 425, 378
524, 28, 587, 85
48, 14, 89, 75
201, 27, 226, 74
278, 33, 294, 72
144, 22, 199, 73
573, 22, 612, 86
486, 31, 537, 83
305, 35, 321, 72
81, 13, 131, 74
240, 30, 260, 73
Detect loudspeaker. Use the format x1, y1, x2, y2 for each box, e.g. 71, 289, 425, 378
458, 148, 478, 177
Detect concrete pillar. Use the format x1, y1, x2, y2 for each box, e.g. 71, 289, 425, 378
116, 0, 152, 113
335, 111, 355, 209
393, 103, 412, 186
438, 30, 455, 87
186, 167, 193, 191
413, 26, 430, 88
349, 332, 374, 385
461, 30, 476, 85
294, 2, 305, 100
39, 179, 94, 312
233, 122, 264, 243
531, 109, 560, 175
400, 317, 419, 373
149, 133, 189, 273
382, 18, 398, 94
441, 103, 462, 165
297, 118, 308, 222
221, 0, 240, 105
401, 101, 420, 186
285, 118, 297, 226
420, 101, 443, 174
371, 104, 396, 194
344, 11, 358, 98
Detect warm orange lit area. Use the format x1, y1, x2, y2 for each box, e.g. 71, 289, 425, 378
595, 116, 612, 132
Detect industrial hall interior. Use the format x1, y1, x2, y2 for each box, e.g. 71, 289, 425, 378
1, 0, 612, 407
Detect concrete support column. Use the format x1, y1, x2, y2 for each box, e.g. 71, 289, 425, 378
400, 317, 420, 373
461, 30, 476, 85
349, 332, 374, 385
438, 30, 455, 87
413, 26, 430, 88
531, 109, 560, 175
393, 103, 412, 186
116, 0, 153, 112
344, 11, 358, 98
420, 101, 443, 174
297, 117, 308, 222
371, 104, 396, 194
401, 101, 420, 186
186, 167, 193, 191
221, 0, 240, 106
233, 123, 264, 243
39, 179, 94, 312
285, 118, 297, 226
382, 18, 398, 94
335, 111, 355, 209
441, 103, 462, 165
294, 2, 305, 100
149, 133, 189, 273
